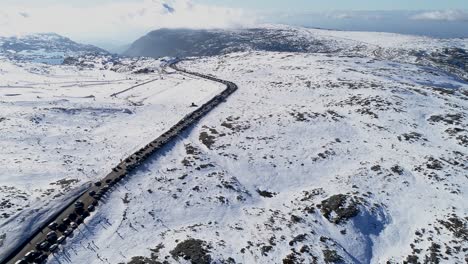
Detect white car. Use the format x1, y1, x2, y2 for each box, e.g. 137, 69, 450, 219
57, 235, 66, 244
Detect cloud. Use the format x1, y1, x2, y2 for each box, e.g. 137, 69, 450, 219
329, 13, 354, 19
0, 0, 256, 43
325, 11, 383, 20
411, 10, 468, 22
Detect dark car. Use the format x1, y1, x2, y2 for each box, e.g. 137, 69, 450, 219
33, 254, 48, 263
89, 190, 96, 197
74, 201, 84, 209
87, 205, 95, 212
46, 231, 57, 243
94, 192, 103, 199
36, 240, 50, 250
94, 182, 102, 187
57, 223, 67, 232
75, 207, 84, 214
35, 240, 50, 251
24, 250, 39, 262
68, 213, 77, 221
80, 210, 90, 218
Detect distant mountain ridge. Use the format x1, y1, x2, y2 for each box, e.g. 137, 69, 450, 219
123, 27, 330, 58
0, 33, 109, 64
123, 26, 468, 81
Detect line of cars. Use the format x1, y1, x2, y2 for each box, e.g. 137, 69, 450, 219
14, 197, 98, 264
12, 63, 237, 264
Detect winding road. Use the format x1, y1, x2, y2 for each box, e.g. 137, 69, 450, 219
2, 60, 238, 264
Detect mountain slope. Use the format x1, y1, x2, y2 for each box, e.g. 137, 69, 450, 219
1, 26, 467, 264
124, 25, 468, 81
123, 27, 329, 58
52, 52, 467, 263
0, 33, 108, 64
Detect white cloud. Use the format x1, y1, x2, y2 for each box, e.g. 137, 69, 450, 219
411, 10, 468, 22
0, 0, 256, 44
325, 11, 383, 20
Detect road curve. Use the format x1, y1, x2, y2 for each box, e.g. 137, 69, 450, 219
2, 60, 238, 264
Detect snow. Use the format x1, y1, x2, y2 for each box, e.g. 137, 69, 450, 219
0, 56, 223, 261
1, 26, 467, 264
49, 49, 466, 263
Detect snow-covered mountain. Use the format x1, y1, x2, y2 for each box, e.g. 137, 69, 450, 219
124, 26, 468, 82
0, 25, 467, 264
0, 33, 108, 64
123, 27, 328, 58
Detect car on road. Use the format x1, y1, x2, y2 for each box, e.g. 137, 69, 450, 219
48, 244, 58, 252
95, 191, 104, 199
33, 254, 48, 263
68, 213, 77, 221
75, 207, 84, 215
35, 240, 50, 251
57, 223, 67, 232
47, 222, 58, 230
14, 259, 27, 264
74, 200, 84, 209
46, 231, 57, 243
80, 210, 90, 218
57, 235, 66, 244
24, 250, 40, 262
62, 217, 70, 224
63, 228, 73, 237
89, 190, 96, 197
88, 204, 95, 212
94, 182, 102, 187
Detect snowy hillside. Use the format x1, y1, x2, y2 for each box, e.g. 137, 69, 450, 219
0, 26, 467, 264
47, 33, 467, 263
0, 55, 224, 261
0, 33, 108, 64
124, 25, 468, 82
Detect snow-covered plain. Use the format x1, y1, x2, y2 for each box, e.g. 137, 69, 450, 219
0, 55, 224, 259
46, 33, 467, 263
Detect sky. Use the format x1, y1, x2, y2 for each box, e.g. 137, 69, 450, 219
2, 0, 468, 11
0, 0, 467, 49
197, 0, 468, 12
